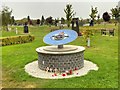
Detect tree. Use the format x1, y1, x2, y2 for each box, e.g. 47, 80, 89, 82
27, 16, 30, 22
46, 16, 53, 27
61, 17, 65, 24
54, 19, 58, 26
82, 29, 94, 47
16, 18, 27, 25
111, 6, 120, 21
97, 14, 100, 24
89, 6, 98, 26
27, 15, 31, 25
102, 12, 110, 22
11, 16, 15, 25
102, 12, 111, 28
41, 15, 45, 25
36, 19, 40, 26
64, 4, 76, 27
1, 6, 12, 31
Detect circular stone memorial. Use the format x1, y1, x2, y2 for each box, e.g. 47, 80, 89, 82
36, 29, 85, 72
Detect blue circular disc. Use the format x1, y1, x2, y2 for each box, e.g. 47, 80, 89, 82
43, 29, 78, 45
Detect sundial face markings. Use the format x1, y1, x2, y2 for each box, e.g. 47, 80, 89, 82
43, 29, 78, 45
51, 32, 69, 41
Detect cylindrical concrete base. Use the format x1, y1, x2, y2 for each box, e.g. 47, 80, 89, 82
36, 45, 85, 72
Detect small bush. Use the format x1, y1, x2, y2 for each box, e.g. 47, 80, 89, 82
0, 35, 35, 46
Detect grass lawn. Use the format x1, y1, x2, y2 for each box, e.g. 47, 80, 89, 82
1, 24, 118, 88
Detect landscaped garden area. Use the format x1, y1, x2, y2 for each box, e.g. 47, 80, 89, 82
1, 1, 119, 88
1, 23, 118, 88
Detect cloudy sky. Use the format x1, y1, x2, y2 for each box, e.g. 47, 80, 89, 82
1, 0, 120, 20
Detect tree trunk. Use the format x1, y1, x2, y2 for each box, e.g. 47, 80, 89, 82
6, 26, 9, 31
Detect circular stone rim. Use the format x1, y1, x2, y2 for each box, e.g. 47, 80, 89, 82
43, 45, 78, 52
36, 45, 85, 54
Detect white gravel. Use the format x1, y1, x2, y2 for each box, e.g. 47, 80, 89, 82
25, 60, 99, 79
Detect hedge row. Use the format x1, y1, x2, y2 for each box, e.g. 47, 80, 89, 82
0, 35, 35, 46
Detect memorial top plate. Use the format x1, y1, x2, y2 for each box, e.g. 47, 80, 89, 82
43, 29, 78, 45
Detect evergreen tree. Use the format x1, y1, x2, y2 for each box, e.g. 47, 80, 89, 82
27, 16, 31, 25
41, 15, 45, 25
27, 16, 30, 22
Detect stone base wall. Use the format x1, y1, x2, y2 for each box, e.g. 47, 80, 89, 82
38, 51, 84, 72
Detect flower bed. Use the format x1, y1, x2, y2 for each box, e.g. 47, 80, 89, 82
0, 35, 35, 46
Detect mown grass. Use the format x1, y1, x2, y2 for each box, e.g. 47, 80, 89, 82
1, 24, 118, 88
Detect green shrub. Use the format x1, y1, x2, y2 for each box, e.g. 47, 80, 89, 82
0, 35, 35, 46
